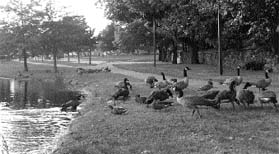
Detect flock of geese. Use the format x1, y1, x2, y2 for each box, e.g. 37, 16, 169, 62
107, 66, 277, 118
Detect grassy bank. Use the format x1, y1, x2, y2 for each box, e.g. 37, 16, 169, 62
3, 60, 279, 154
52, 64, 279, 154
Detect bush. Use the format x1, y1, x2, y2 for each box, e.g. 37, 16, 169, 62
244, 61, 265, 71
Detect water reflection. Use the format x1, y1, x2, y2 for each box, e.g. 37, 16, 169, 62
0, 77, 81, 154
0, 77, 80, 109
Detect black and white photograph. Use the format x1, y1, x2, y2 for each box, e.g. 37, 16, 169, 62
0, 0, 279, 153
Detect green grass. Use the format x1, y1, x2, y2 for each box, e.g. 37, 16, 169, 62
80, 54, 155, 62
3, 60, 279, 154
52, 71, 279, 154
28, 59, 97, 67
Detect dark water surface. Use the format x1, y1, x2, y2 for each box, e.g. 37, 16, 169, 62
0, 77, 80, 154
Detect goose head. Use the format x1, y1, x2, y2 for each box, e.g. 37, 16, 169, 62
208, 79, 213, 85
160, 72, 166, 80
237, 66, 241, 76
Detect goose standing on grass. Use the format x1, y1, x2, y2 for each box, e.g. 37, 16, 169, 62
115, 78, 132, 90
249, 70, 272, 92
236, 82, 255, 108
110, 80, 130, 105
173, 67, 191, 90
173, 87, 219, 118
222, 66, 242, 86
198, 79, 214, 91
154, 72, 172, 89
258, 88, 278, 111
215, 80, 239, 110
145, 76, 158, 88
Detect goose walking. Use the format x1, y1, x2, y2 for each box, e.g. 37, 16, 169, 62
222, 66, 242, 86
173, 67, 191, 90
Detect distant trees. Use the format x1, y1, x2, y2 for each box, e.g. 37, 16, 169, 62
100, 0, 279, 64
0, 0, 96, 72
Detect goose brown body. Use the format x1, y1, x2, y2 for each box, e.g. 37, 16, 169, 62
145, 76, 158, 88
237, 82, 255, 108
215, 81, 238, 110
174, 87, 219, 118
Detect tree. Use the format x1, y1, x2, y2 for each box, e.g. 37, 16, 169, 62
118, 20, 152, 53
0, 0, 44, 71
99, 23, 116, 52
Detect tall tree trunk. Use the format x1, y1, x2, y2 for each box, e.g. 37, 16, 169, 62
189, 41, 199, 64
162, 46, 167, 62
77, 51, 80, 64
172, 40, 177, 64
89, 49, 92, 65
158, 46, 163, 61
23, 48, 28, 72
53, 49, 58, 73
23, 81, 28, 104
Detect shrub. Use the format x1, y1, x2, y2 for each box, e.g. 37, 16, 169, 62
244, 61, 265, 71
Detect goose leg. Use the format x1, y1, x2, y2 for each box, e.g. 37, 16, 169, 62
192, 109, 196, 117
196, 108, 202, 119
230, 99, 236, 110
242, 101, 247, 109
273, 103, 278, 111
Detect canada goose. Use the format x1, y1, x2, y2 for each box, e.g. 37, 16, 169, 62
115, 78, 132, 90
145, 76, 158, 88
200, 90, 220, 100
61, 93, 85, 112
198, 79, 213, 91
108, 105, 128, 115
222, 66, 242, 86
250, 70, 272, 92
173, 67, 191, 90
154, 72, 172, 89
173, 87, 219, 118
145, 88, 173, 105
258, 88, 278, 111
215, 80, 239, 110
135, 94, 147, 104
236, 82, 255, 108
76, 68, 85, 75
111, 80, 130, 105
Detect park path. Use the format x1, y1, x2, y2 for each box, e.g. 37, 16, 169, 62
25, 58, 226, 90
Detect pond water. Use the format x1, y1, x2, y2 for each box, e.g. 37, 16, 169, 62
0, 77, 81, 154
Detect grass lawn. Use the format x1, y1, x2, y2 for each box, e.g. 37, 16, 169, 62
80, 54, 156, 62
52, 67, 279, 154
28, 59, 97, 67
2, 60, 279, 154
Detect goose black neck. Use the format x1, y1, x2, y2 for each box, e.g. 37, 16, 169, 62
162, 73, 166, 80
243, 83, 249, 89
237, 68, 240, 76
184, 69, 187, 77
229, 82, 236, 91
177, 90, 183, 98
265, 71, 269, 79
